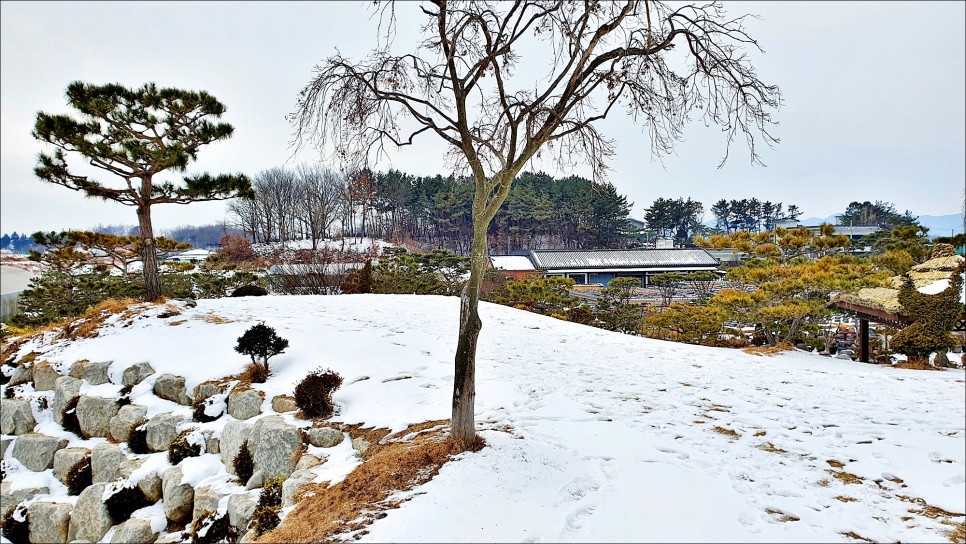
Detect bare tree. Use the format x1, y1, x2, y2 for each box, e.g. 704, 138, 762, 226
296, 165, 345, 247
292, 0, 781, 449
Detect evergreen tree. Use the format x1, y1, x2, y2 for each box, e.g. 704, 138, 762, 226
0, 234, 10, 251
33, 81, 253, 301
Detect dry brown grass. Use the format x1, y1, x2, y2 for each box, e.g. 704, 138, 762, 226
742, 342, 796, 356
237, 362, 270, 384
828, 470, 864, 485
765, 508, 800, 522
898, 495, 965, 518
62, 298, 141, 339
816, 479, 830, 488
827, 460, 846, 468
753, 430, 767, 437
712, 426, 740, 439
895, 357, 940, 371
196, 312, 233, 324
841, 531, 875, 542
944, 521, 965, 543
261, 422, 483, 543
757, 442, 786, 454
835, 496, 857, 503
169, 320, 187, 327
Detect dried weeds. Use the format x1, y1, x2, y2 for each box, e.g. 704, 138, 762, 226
742, 342, 796, 356
828, 470, 864, 485
712, 426, 740, 439
261, 422, 484, 543
841, 531, 875, 542
757, 442, 786, 454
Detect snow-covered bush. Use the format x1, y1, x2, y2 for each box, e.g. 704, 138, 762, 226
0, 504, 28, 544
192, 394, 226, 423
104, 480, 151, 523
294, 368, 343, 418
191, 511, 235, 544
168, 428, 203, 465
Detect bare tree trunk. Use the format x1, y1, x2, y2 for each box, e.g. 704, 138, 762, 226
452, 222, 488, 447
137, 204, 162, 301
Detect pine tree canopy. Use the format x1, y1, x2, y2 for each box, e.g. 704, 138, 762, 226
33, 81, 253, 205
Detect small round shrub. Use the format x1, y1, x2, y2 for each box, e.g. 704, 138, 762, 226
0, 504, 29, 544
65, 455, 92, 496
191, 511, 236, 544
233, 440, 254, 483
168, 428, 203, 465
61, 395, 84, 437
104, 481, 151, 523
116, 384, 133, 407
231, 284, 268, 297
294, 367, 343, 419
127, 421, 150, 454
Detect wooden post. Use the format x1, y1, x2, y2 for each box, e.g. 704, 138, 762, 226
859, 318, 869, 363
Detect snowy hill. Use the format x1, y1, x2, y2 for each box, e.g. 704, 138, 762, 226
2, 295, 964, 543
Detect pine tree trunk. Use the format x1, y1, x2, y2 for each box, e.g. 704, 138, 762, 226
451, 223, 487, 449
137, 204, 162, 301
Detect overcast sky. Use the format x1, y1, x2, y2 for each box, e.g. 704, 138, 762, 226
1, 1, 964, 236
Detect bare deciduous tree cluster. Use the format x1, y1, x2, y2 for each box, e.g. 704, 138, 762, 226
227, 165, 344, 248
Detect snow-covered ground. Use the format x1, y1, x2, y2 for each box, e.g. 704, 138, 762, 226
4, 294, 964, 543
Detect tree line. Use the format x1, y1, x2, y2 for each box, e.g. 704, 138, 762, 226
227, 168, 636, 254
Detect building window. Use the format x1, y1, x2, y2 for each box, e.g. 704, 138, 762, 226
567, 273, 587, 285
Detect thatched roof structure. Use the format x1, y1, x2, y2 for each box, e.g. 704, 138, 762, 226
832, 246, 964, 326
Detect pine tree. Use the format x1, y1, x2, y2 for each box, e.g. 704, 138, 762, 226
33, 81, 253, 301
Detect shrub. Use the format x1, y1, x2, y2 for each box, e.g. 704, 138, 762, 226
251, 477, 285, 537
260, 477, 284, 508
127, 421, 149, 454
234, 323, 288, 373
294, 368, 343, 419
65, 455, 92, 496
239, 362, 269, 384
168, 428, 203, 465
61, 395, 83, 437
192, 395, 224, 423
231, 284, 268, 297
104, 481, 151, 523
0, 504, 29, 544
3, 387, 14, 399
340, 260, 373, 294
191, 511, 235, 544
250, 505, 280, 537
116, 384, 133, 407
233, 440, 254, 483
